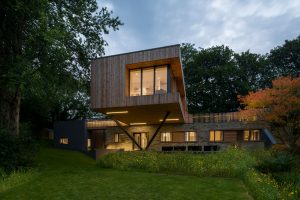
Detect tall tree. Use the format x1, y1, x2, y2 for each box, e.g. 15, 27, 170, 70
240, 76, 300, 150
0, 0, 122, 135
268, 35, 300, 77
183, 44, 265, 113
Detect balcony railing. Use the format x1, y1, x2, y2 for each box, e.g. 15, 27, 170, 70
192, 110, 264, 123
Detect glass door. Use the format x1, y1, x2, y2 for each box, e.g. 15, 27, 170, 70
133, 133, 148, 150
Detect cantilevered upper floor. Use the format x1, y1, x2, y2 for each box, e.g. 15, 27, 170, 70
91, 45, 190, 125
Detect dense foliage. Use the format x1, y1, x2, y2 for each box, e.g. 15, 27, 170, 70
0, 0, 122, 135
241, 76, 300, 149
182, 35, 300, 113
0, 127, 37, 173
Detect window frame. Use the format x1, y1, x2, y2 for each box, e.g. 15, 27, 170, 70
244, 130, 261, 141
129, 65, 170, 96
59, 138, 69, 145
114, 133, 119, 143
184, 131, 197, 142
209, 130, 224, 142
161, 132, 172, 142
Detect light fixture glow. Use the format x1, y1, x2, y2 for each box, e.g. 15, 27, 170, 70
130, 122, 147, 125
106, 111, 128, 115
159, 118, 180, 122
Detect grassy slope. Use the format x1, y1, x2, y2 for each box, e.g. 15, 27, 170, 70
0, 147, 252, 200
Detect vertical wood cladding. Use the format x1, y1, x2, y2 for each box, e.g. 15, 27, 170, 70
91, 45, 185, 110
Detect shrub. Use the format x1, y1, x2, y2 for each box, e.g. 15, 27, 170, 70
98, 148, 297, 200
0, 126, 38, 173
98, 148, 256, 177
0, 169, 38, 193
256, 151, 294, 173
243, 169, 283, 200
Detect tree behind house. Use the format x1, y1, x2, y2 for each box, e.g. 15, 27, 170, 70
0, 0, 122, 135
240, 76, 300, 150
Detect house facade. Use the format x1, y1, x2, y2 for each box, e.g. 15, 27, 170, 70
54, 45, 276, 158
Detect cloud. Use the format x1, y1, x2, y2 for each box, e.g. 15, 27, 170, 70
98, 0, 300, 55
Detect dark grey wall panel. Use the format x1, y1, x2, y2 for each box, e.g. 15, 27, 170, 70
54, 120, 87, 152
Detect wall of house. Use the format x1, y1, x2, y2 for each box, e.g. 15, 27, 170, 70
91, 45, 184, 109
102, 121, 269, 151
54, 120, 87, 152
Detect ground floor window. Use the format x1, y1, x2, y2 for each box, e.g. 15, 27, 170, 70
87, 138, 92, 150
244, 130, 260, 141
114, 133, 119, 143
185, 131, 197, 142
161, 132, 172, 142
59, 138, 69, 144
209, 130, 223, 142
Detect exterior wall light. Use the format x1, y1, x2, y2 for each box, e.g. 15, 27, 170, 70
130, 122, 147, 125
106, 111, 128, 115
159, 118, 180, 122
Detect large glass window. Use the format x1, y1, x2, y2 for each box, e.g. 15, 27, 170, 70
161, 132, 172, 142
129, 66, 168, 96
130, 69, 141, 96
209, 130, 223, 142
155, 67, 168, 94
142, 68, 154, 95
185, 131, 197, 142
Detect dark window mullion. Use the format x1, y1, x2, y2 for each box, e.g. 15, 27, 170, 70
167, 64, 171, 93
140, 68, 143, 96
154, 66, 156, 94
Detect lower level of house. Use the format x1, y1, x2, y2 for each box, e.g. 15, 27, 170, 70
53, 119, 276, 159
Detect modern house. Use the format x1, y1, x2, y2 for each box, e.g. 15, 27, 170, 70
54, 45, 276, 158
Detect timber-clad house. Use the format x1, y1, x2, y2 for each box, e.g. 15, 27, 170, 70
54, 45, 276, 158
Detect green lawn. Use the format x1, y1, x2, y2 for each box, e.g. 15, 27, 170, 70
0, 147, 253, 200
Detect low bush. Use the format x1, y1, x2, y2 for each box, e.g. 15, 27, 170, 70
98, 148, 299, 200
0, 169, 38, 193
255, 151, 294, 173
98, 147, 256, 178
243, 169, 282, 200
0, 125, 38, 173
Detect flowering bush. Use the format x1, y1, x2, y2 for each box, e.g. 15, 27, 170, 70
98, 148, 255, 177
98, 148, 299, 200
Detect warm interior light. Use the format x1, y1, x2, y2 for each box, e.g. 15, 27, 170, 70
106, 111, 128, 115
130, 122, 147, 125
159, 118, 180, 122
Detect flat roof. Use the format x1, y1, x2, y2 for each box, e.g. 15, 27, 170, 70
92, 44, 180, 60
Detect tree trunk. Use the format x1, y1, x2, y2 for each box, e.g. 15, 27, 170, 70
0, 87, 21, 136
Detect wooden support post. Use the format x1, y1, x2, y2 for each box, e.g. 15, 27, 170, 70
114, 119, 143, 150
145, 111, 170, 150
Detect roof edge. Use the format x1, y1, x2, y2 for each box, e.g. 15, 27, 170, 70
92, 44, 180, 60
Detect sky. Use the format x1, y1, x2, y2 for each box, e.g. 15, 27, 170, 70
98, 0, 300, 56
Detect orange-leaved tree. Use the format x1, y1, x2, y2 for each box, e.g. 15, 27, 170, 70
240, 76, 300, 149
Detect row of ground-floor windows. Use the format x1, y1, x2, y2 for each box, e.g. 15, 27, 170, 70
161, 131, 197, 142
59, 129, 261, 147
209, 130, 260, 142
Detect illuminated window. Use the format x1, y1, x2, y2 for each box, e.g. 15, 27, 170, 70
59, 138, 69, 145
244, 130, 260, 141
185, 131, 197, 142
209, 130, 223, 142
161, 132, 172, 142
155, 67, 168, 94
142, 68, 154, 95
87, 138, 92, 150
129, 66, 168, 96
114, 133, 119, 143
130, 69, 141, 96
243, 130, 250, 141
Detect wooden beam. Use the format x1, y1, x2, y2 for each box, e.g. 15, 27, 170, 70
113, 119, 143, 150
145, 111, 170, 150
